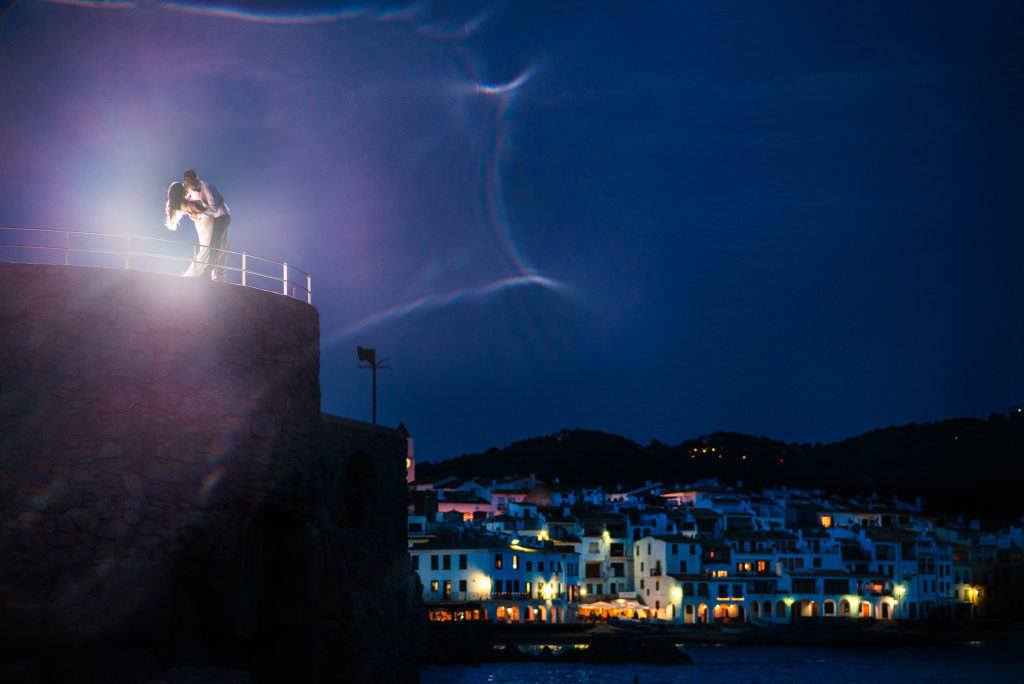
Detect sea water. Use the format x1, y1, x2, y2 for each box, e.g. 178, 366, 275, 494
421, 634, 1024, 683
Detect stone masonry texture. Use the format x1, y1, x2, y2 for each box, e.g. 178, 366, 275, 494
0, 263, 424, 684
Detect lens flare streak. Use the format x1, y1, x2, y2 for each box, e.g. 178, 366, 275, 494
474, 65, 537, 96
40, 0, 429, 26
331, 274, 565, 340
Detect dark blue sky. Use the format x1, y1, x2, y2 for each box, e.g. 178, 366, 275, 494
2, 0, 1022, 462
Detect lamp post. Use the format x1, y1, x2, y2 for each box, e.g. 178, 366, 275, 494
357, 346, 390, 424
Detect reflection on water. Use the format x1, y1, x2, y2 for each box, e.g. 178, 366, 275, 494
424, 634, 1024, 684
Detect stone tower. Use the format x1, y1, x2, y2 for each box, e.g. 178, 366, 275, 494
0, 262, 424, 683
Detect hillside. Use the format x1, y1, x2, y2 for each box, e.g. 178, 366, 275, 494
417, 414, 1023, 523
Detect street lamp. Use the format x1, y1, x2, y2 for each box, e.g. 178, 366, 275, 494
357, 346, 390, 424
893, 584, 905, 619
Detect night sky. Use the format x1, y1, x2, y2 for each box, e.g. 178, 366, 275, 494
2, 1, 1022, 463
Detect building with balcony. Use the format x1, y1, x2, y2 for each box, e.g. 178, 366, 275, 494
407, 476, 1016, 627
410, 534, 580, 623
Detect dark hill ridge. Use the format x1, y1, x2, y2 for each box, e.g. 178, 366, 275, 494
418, 414, 1023, 522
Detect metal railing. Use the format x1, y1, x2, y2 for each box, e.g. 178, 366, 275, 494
0, 227, 311, 304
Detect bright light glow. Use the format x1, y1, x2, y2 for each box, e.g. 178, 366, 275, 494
784, 597, 795, 606
671, 586, 682, 601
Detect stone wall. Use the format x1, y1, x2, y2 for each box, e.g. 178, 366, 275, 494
0, 263, 423, 683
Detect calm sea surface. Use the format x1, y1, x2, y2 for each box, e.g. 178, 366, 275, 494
421, 633, 1024, 684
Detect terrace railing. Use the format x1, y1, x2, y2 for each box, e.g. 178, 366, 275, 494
0, 227, 311, 304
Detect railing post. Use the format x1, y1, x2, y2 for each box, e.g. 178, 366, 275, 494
306, 274, 312, 305
242, 252, 247, 286
283, 262, 289, 296
64, 230, 69, 265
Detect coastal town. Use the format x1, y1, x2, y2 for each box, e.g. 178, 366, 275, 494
404, 438, 1023, 633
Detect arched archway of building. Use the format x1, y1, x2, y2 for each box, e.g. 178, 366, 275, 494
806, 601, 819, 617
698, 603, 709, 624
776, 601, 788, 620
839, 599, 851, 616
881, 602, 890, 620
497, 606, 520, 623
684, 603, 695, 624
860, 601, 872, 617
763, 600, 773, 618
824, 599, 836, 616
713, 603, 745, 622
751, 601, 760, 618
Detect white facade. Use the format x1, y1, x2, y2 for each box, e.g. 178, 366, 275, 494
410, 537, 581, 623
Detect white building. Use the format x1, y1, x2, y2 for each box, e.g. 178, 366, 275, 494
410, 534, 580, 623
633, 534, 703, 620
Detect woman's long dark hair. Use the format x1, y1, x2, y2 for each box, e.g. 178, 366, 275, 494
165, 181, 187, 230
165, 181, 205, 230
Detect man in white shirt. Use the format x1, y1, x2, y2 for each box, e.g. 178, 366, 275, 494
183, 168, 231, 281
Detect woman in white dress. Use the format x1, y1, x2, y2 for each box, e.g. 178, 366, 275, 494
164, 181, 213, 278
